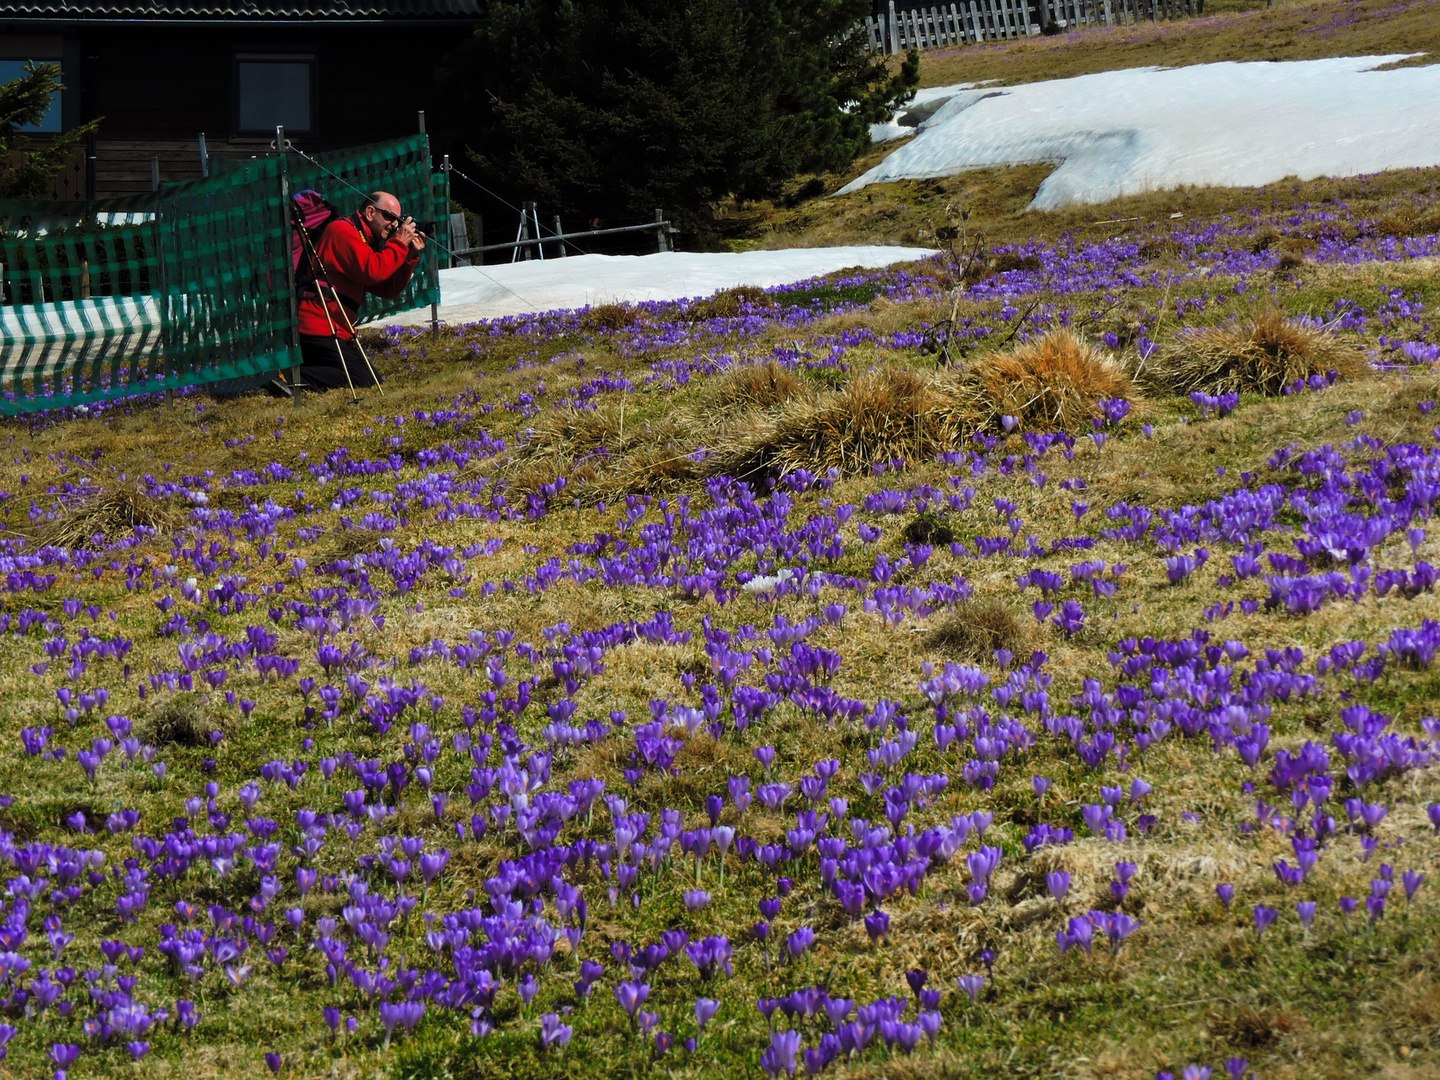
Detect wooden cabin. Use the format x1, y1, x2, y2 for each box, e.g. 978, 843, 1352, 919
0, 0, 479, 199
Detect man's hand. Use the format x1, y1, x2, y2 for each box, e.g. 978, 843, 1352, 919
391, 217, 420, 250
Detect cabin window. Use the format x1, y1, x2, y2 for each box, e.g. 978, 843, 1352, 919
234, 54, 316, 136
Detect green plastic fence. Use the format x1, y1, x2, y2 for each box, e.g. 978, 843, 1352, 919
0, 135, 441, 414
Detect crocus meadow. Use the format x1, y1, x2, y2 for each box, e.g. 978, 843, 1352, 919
0, 170, 1435, 1079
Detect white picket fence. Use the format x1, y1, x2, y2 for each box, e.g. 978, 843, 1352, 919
864, 0, 1203, 51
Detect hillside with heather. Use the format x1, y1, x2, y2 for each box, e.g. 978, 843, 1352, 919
0, 3, 1439, 1079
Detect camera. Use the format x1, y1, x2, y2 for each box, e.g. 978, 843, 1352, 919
414, 220, 439, 238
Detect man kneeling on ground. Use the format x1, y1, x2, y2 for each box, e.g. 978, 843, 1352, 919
298, 190, 425, 390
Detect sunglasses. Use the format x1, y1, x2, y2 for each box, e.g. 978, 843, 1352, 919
369, 205, 401, 224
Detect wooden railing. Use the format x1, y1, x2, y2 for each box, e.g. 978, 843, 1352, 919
864, 0, 1203, 51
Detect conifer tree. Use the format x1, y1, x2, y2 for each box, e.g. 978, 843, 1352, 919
0, 63, 98, 199
439, 0, 918, 235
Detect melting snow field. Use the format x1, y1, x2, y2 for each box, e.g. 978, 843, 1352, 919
377, 246, 936, 327
843, 56, 1440, 208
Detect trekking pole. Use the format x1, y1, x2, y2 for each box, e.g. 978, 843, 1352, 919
322, 290, 385, 397
294, 211, 362, 404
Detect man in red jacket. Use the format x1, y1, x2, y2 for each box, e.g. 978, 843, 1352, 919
297, 191, 425, 390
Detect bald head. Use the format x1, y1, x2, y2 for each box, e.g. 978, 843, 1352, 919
357, 191, 405, 247
366, 191, 401, 216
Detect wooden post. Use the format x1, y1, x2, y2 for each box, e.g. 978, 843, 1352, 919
150, 157, 159, 192
655, 209, 668, 254
198, 133, 209, 178
1019, 0, 1034, 35
889, 0, 899, 52
987, 0, 1003, 38
80, 259, 90, 300
553, 215, 566, 257
969, 0, 984, 40
514, 204, 531, 262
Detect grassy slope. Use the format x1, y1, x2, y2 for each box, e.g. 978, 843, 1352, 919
1, 204, 1438, 1078
713, 0, 1440, 252
0, 7, 1439, 1080
916, 0, 1440, 89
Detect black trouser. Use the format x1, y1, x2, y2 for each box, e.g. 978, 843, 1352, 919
299, 334, 382, 390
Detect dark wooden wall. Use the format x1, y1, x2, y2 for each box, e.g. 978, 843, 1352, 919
78, 24, 464, 197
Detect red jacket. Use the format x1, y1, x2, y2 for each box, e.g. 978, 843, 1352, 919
297, 216, 420, 339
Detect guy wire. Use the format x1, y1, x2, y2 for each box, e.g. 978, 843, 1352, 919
287, 146, 547, 313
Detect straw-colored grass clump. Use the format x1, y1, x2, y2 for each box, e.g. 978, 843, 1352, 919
703, 360, 805, 414
500, 331, 1134, 491
923, 599, 1033, 665
39, 486, 174, 549
701, 331, 1130, 481
704, 366, 945, 480
942, 329, 1133, 436
1150, 307, 1368, 396
685, 285, 773, 322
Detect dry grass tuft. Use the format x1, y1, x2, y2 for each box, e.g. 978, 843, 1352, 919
139, 696, 221, 749
1373, 206, 1440, 238
702, 360, 806, 414
923, 599, 1033, 664
1149, 307, 1369, 396
705, 366, 945, 480
518, 402, 646, 462
1206, 1005, 1305, 1051
38, 486, 174, 549
940, 329, 1133, 435
696, 334, 1129, 481
576, 303, 640, 332
685, 285, 773, 321
596, 443, 701, 500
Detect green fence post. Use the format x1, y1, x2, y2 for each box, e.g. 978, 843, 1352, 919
278, 125, 303, 405
154, 178, 175, 409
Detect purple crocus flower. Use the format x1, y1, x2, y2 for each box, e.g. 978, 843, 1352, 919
538, 1013, 573, 1050
760, 1029, 802, 1078
1252, 904, 1278, 936
956, 974, 985, 1003
1216, 884, 1235, 909
615, 980, 650, 1023
1046, 871, 1071, 902
694, 997, 720, 1030
51, 1044, 81, 1070
863, 910, 889, 943
1404, 869, 1426, 901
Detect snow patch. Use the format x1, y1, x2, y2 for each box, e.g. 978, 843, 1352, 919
846, 56, 1440, 207
376, 246, 935, 326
